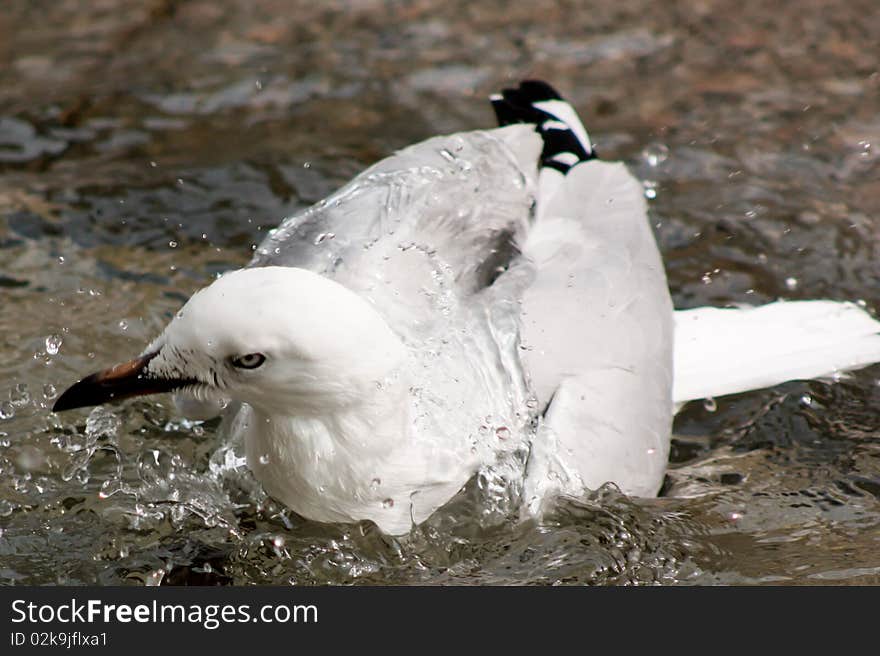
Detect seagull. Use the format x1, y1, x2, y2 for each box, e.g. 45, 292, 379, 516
53, 80, 880, 535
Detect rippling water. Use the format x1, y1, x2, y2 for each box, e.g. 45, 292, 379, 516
1, 0, 879, 585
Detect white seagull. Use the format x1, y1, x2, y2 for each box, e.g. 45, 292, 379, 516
54, 81, 880, 535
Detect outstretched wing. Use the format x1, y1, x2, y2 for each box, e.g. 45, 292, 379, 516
249, 126, 543, 336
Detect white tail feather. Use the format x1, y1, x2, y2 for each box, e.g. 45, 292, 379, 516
673, 300, 880, 408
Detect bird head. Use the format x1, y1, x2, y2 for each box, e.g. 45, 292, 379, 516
53, 267, 406, 417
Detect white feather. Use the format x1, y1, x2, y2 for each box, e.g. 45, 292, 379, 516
673, 301, 880, 406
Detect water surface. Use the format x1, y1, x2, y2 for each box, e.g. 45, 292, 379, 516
1, 0, 879, 585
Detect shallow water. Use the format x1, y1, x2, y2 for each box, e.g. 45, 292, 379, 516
2, 0, 880, 585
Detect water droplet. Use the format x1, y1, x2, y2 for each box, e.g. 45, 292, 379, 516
370, 478, 381, 490
259, 454, 270, 465
85, 406, 120, 441
145, 569, 164, 586
138, 449, 174, 484
45, 334, 62, 355
642, 180, 658, 199
0, 499, 14, 517
60, 429, 89, 455
168, 240, 178, 248
495, 426, 511, 440
10, 383, 29, 407
800, 394, 813, 407
0, 402, 14, 420
273, 535, 285, 548
171, 504, 186, 524
99, 479, 123, 499
313, 232, 335, 245
642, 143, 669, 167
785, 277, 798, 290
302, 161, 311, 169
382, 498, 394, 509
118, 320, 128, 331
703, 397, 717, 412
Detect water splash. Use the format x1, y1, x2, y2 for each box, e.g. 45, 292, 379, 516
45, 335, 63, 356
641, 143, 669, 167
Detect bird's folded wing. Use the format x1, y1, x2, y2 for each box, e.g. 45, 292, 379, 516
520, 160, 674, 505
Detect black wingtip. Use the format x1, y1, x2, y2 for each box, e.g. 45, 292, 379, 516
489, 79, 595, 172
490, 79, 565, 127
517, 79, 563, 102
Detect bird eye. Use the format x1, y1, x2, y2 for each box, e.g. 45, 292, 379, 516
231, 353, 266, 369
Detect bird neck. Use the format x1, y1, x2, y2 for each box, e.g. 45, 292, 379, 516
244, 368, 430, 528
289, 373, 411, 453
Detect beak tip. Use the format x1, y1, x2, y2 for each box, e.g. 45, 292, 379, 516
50, 351, 186, 414
51, 396, 73, 413
51, 382, 90, 413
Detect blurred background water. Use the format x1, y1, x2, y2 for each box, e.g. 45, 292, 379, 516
1, 0, 879, 585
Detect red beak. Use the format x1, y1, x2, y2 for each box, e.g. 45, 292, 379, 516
52, 352, 194, 412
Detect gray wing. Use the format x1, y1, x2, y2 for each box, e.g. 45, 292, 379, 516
249, 126, 542, 329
